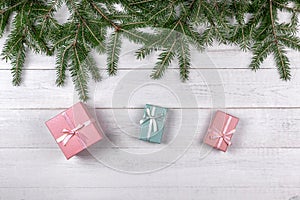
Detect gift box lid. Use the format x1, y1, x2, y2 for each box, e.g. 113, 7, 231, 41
45, 102, 102, 159
204, 110, 239, 152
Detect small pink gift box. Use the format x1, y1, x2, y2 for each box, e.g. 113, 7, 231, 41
45, 102, 102, 159
204, 111, 239, 152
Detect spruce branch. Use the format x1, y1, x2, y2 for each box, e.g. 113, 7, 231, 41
106, 31, 121, 76
269, 0, 279, 44
90, 1, 121, 31
177, 38, 191, 81
1, 0, 52, 85
84, 53, 101, 81
37, 0, 61, 38
136, 47, 157, 59
0, 10, 11, 37
278, 35, 300, 51
269, 0, 291, 80
10, 39, 26, 86
52, 0, 105, 100
0, 0, 300, 101
55, 22, 91, 100
0, 1, 27, 14
250, 40, 273, 70
273, 0, 300, 12
151, 42, 176, 79
273, 42, 291, 80
55, 43, 72, 86
71, 43, 89, 101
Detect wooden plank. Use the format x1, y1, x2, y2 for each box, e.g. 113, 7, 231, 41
0, 187, 299, 200
0, 9, 298, 200
0, 109, 299, 148
0, 69, 299, 109
0, 70, 74, 109
0, 148, 299, 188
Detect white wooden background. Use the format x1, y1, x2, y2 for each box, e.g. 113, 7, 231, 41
1, 7, 300, 200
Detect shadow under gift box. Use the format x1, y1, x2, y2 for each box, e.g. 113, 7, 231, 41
45, 102, 103, 159
203, 111, 239, 152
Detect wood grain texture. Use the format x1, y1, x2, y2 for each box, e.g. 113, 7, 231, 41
0, 19, 300, 199
0, 188, 299, 200
0, 109, 299, 148
0, 148, 299, 188
0, 68, 300, 109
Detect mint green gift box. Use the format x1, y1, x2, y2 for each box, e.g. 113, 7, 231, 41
139, 104, 168, 143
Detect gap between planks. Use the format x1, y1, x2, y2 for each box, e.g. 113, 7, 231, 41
2, 107, 300, 110
0, 146, 298, 151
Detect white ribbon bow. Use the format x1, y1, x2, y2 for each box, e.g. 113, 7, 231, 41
140, 107, 164, 139
209, 116, 236, 148
56, 112, 91, 146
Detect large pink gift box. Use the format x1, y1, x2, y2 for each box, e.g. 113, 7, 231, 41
45, 102, 102, 159
204, 111, 239, 152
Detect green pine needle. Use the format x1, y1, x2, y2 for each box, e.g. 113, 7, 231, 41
151, 48, 175, 79
70, 44, 90, 101
250, 40, 273, 71
177, 39, 191, 81
273, 43, 291, 80
106, 31, 121, 76
55, 44, 71, 86
0, 0, 299, 101
11, 42, 26, 86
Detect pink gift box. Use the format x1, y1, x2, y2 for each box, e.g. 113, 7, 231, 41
204, 111, 239, 152
45, 102, 102, 159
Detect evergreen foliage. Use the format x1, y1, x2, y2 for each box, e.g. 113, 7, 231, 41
0, 0, 300, 100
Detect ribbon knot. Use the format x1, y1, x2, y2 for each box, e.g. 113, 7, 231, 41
56, 112, 92, 147
209, 116, 236, 149
62, 123, 84, 135
140, 107, 164, 139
